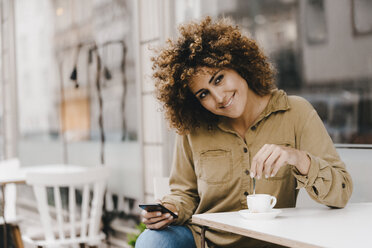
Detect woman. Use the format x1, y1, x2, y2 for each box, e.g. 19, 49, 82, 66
136, 16, 352, 248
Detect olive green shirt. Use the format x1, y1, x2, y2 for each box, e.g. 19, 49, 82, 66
162, 90, 353, 248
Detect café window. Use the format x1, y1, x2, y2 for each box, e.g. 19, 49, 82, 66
13, 0, 141, 199
174, 0, 372, 145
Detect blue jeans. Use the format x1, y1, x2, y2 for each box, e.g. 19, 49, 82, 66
135, 225, 196, 248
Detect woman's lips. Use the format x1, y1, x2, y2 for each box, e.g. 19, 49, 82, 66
221, 93, 234, 108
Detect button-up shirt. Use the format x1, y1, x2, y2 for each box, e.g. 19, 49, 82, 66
162, 89, 353, 248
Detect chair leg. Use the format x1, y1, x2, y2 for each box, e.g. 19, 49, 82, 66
10, 224, 24, 248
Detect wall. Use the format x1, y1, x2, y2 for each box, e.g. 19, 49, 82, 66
300, 0, 372, 83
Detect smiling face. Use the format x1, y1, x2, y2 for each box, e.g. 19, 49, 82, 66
189, 67, 251, 119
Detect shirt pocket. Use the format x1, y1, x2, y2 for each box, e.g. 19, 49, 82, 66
197, 149, 232, 184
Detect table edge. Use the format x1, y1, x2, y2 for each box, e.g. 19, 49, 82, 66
191, 214, 320, 248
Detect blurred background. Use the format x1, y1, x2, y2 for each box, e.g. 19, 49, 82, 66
1, 0, 372, 246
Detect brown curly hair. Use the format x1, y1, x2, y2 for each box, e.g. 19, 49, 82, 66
152, 16, 276, 134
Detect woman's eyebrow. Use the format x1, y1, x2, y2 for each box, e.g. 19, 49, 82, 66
208, 69, 222, 84
194, 69, 223, 96
194, 88, 204, 96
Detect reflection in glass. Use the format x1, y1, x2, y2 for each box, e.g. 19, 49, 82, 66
175, 0, 372, 144
14, 0, 142, 212
305, 0, 327, 44
352, 0, 372, 35
16, 0, 138, 143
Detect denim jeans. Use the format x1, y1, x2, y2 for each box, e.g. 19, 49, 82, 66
135, 225, 197, 248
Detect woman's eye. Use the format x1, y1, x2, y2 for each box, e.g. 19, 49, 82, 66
199, 91, 208, 99
215, 74, 224, 84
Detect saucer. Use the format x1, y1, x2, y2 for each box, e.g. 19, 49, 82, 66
239, 209, 282, 220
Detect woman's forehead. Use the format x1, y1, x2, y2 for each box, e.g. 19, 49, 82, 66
190, 67, 214, 83
190, 67, 218, 83
189, 67, 219, 90
195, 67, 218, 75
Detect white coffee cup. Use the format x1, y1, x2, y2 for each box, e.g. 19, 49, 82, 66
247, 194, 277, 213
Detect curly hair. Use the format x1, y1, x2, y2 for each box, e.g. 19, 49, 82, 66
152, 16, 276, 134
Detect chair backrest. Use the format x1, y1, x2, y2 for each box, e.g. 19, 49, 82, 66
25, 165, 110, 246
0, 158, 20, 222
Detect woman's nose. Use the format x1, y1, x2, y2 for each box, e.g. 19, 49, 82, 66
211, 89, 224, 104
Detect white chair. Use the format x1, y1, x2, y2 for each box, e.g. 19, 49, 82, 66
0, 158, 21, 223
0, 158, 24, 248
22, 165, 110, 247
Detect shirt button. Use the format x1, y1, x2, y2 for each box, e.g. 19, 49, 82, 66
243, 147, 248, 153
244, 191, 249, 196
342, 183, 346, 188
245, 169, 249, 175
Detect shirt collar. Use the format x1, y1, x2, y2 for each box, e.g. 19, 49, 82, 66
261, 89, 290, 117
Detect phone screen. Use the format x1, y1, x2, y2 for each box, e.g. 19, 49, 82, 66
139, 204, 178, 218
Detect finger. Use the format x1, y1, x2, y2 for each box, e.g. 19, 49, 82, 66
141, 209, 158, 218
254, 145, 275, 179
141, 209, 147, 217
251, 144, 269, 178
142, 210, 162, 219
142, 213, 172, 225
271, 153, 288, 177
146, 215, 175, 230
250, 158, 257, 178
263, 146, 281, 178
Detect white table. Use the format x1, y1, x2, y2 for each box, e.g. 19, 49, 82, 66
192, 202, 372, 248
1, 164, 88, 185
0, 170, 26, 186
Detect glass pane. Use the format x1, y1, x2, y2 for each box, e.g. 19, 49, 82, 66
14, 0, 141, 197
175, 0, 372, 144
0, 31, 2, 159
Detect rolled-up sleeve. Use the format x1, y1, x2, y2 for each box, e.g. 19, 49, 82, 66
161, 134, 200, 224
293, 108, 353, 208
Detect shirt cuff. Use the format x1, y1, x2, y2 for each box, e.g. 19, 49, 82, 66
292, 152, 320, 189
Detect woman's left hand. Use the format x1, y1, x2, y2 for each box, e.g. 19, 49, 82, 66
250, 144, 310, 179
141, 201, 177, 230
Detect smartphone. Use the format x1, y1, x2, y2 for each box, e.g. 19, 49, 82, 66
139, 203, 178, 218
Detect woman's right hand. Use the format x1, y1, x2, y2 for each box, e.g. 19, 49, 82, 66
141, 202, 178, 229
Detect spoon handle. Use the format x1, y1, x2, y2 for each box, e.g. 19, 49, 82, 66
253, 178, 256, 195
